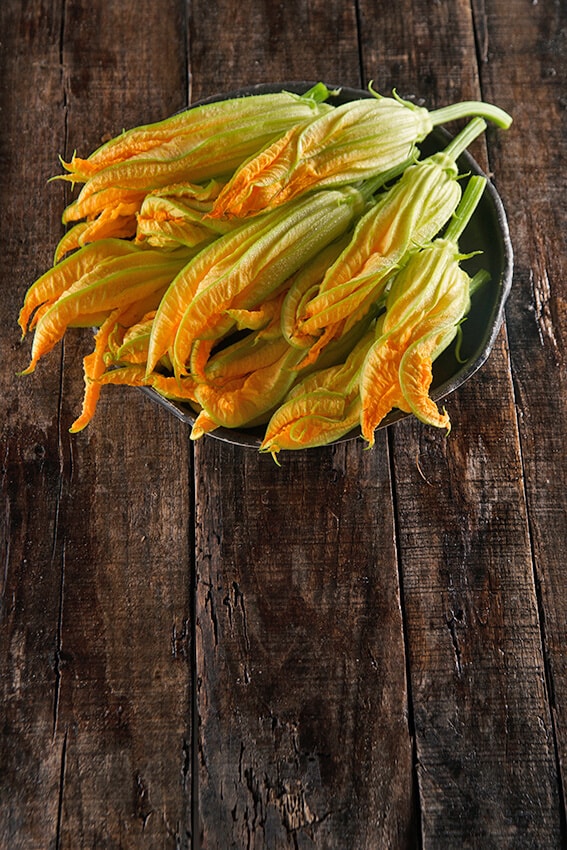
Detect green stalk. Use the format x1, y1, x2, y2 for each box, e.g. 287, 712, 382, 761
301, 82, 336, 103
358, 155, 417, 201
444, 175, 487, 243
431, 100, 512, 129
468, 268, 491, 297
442, 117, 487, 160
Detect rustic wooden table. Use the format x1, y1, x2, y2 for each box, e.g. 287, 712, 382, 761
1, 1, 566, 848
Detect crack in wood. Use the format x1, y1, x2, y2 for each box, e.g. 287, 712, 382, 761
471, 0, 490, 64
171, 616, 190, 660
181, 736, 191, 791
203, 582, 219, 647
55, 727, 68, 850
531, 264, 560, 354
134, 772, 154, 831
446, 609, 465, 678
52, 505, 66, 740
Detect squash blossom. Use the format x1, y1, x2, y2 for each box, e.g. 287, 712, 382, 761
135, 179, 238, 249
18, 240, 194, 431
147, 183, 373, 380
188, 287, 374, 440
359, 176, 489, 445
279, 234, 353, 348
209, 87, 512, 219
56, 84, 334, 227
96, 364, 198, 403
190, 335, 305, 439
17, 83, 513, 441
19, 237, 142, 336
104, 312, 157, 367
260, 326, 377, 459
54, 192, 145, 260
42, 242, 188, 433
20, 243, 192, 375
58, 179, 235, 259
285, 118, 489, 366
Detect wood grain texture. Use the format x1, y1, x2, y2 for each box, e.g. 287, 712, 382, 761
194, 440, 415, 849
1, 3, 72, 847
392, 352, 562, 846
1, 0, 566, 848
2, 2, 194, 848
187, 0, 362, 98
358, 0, 480, 107
55, 0, 194, 842
360, 0, 564, 846
473, 0, 567, 828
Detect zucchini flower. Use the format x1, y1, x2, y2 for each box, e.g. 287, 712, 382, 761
135, 179, 238, 249
190, 287, 377, 441
259, 327, 377, 460
104, 312, 157, 367
208, 87, 512, 219
54, 192, 144, 260
19, 242, 192, 376
19, 237, 142, 336
359, 176, 490, 445
56, 84, 334, 225
190, 335, 305, 439
146, 183, 372, 380
285, 118, 488, 365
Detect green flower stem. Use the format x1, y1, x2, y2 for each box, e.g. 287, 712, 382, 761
444, 175, 487, 243
431, 100, 512, 129
301, 82, 336, 103
469, 268, 492, 297
443, 117, 487, 160
358, 156, 417, 201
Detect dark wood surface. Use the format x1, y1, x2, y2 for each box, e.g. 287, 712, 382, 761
1, 1, 566, 848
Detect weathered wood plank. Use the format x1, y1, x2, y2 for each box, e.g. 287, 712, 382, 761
187, 0, 362, 98
0, 3, 71, 847
358, 0, 564, 845
2, 1, 195, 848
392, 352, 562, 846
54, 1, 194, 844
53, 406, 194, 850
189, 2, 416, 847
473, 0, 567, 826
357, 0, 481, 108
195, 442, 415, 849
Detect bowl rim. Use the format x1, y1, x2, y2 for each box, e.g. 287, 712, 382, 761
141, 81, 514, 449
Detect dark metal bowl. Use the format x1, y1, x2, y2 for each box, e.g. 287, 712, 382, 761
141, 82, 513, 449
